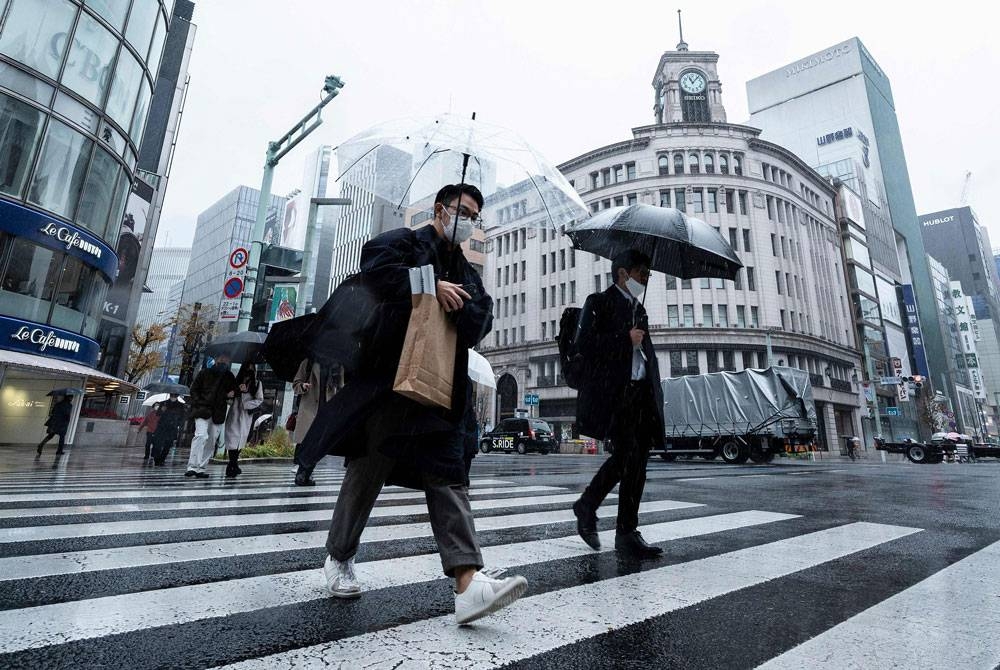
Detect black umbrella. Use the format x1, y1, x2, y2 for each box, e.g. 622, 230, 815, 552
144, 382, 190, 396
203, 331, 268, 364
47, 388, 84, 396
262, 313, 316, 382
566, 205, 742, 280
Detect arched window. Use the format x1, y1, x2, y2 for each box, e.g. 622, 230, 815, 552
673, 153, 684, 174
719, 154, 729, 174
688, 152, 700, 174
496, 374, 518, 420
733, 155, 743, 176
704, 154, 715, 174
658, 155, 669, 176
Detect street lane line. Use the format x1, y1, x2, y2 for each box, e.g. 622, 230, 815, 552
214, 522, 921, 670
757, 539, 1000, 670
0, 493, 594, 543
0, 479, 514, 503
0, 486, 564, 518
0, 511, 797, 653
0, 495, 688, 581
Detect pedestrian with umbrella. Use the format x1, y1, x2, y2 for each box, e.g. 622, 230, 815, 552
36, 393, 74, 456
186, 354, 237, 478
296, 183, 528, 624
564, 205, 741, 558
151, 394, 186, 466
223, 363, 264, 478
139, 403, 161, 460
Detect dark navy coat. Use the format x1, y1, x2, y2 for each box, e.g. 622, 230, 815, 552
574, 286, 665, 448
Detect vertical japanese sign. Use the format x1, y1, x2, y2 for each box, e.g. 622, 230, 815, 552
218, 246, 249, 321
900, 284, 929, 378
891, 357, 908, 403
951, 283, 987, 399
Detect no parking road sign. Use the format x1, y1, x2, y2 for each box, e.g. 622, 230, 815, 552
223, 276, 244, 299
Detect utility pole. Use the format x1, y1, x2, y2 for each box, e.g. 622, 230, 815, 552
237, 75, 345, 332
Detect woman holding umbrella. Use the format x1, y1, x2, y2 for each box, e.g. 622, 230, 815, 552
223, 363, 264, 478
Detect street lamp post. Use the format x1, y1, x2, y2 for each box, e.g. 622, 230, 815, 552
237, 75, 345, 332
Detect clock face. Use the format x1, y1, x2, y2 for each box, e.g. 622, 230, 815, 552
680, 72, 706, 94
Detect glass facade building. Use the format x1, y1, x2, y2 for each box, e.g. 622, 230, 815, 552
0, 0, 172, 369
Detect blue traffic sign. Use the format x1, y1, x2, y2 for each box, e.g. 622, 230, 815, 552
223, 277, 244, 298
523, 393, 539, 406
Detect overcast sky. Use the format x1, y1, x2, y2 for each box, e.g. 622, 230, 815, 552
156, 0, 999, 250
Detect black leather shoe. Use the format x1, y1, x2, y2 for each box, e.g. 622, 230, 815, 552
573, 499, 600, 550
295, 467, 316, 487
615, 530, 663, 558
194, 472, 210, 479
185, 470, 196, 477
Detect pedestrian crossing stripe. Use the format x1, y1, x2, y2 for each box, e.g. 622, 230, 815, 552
0, 478, 516, 503
0, 485, 565, 519
0, 511, 798, 653
212, 523, 921, 670
0, 492, 600, 543
758, 538, 1000, 670
0, 495, 683, 581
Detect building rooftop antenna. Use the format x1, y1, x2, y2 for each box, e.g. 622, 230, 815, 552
676, 9, 689, 51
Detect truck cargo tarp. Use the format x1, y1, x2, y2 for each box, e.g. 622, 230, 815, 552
661, 366, 816, 438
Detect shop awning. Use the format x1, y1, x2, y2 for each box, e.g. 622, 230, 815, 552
0, 350, 138, 393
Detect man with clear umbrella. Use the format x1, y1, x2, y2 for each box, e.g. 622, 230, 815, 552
296, 184, 528, 625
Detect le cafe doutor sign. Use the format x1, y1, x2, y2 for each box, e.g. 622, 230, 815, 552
0, 199, 118, 282
0, 315, 100, 366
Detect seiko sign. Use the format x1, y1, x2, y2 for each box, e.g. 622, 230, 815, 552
39, 222, 103, 259
10, 326, 81, 354
786, 44, 852, 77
921, 215, 955, 227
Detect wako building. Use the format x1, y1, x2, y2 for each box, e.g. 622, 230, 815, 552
482, 37, 864, 452
0, 0, 173, 442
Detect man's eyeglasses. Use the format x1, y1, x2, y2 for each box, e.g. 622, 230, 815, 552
444, 204, 484, 226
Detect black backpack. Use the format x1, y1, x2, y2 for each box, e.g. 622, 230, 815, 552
556, 307, 585, 389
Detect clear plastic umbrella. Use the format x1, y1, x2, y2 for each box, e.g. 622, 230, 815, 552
335, 113, 587, 231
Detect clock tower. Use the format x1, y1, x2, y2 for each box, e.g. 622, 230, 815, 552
652, 12, 727, 125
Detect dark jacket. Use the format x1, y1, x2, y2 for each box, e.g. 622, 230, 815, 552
153, 399, 186, 442
575, 286, 665, 448
299, 225, 493, 487
45, 399, 73, 434
188, 366, 237, 424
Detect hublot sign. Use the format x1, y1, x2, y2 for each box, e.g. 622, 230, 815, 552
786, 44, 852, 77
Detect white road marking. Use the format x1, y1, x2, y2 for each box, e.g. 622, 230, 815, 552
0, 479, 514, 503
0, 493, 593, 543
757, 539, 1000, 670
0, 510, 796, 653
214, 522, 921, 670
0, 495, 692, 581
0, 486, 564, 518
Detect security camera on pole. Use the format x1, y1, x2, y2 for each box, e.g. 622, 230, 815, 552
236, 75, 345, 333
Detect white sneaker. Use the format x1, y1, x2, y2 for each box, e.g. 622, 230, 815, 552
323, 555, 361, 599
454, 569, 528, 625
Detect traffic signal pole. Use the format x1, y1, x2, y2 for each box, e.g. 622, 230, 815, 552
237, 75, 344, 332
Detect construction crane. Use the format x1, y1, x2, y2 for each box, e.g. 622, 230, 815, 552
960, 171, 973, 205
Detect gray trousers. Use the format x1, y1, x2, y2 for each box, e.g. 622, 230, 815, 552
326, 447, 483, 577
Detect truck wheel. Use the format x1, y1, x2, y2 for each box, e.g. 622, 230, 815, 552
906, 444, 928, 464
660, 452, 677, 461
721, 440, 749, 464
479, 440, 491, 454
516, 440, 527, 455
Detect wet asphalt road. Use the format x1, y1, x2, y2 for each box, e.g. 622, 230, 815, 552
0, 445, 998, 669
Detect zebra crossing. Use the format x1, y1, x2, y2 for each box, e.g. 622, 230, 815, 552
0, 462, 996, 669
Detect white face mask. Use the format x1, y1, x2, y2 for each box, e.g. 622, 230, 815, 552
442, 209, 475, 244
626, 277, 646, 298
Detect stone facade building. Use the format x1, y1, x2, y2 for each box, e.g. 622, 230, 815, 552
481, 39, 863, 452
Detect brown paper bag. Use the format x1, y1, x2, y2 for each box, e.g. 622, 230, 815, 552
393, 292, 457, 409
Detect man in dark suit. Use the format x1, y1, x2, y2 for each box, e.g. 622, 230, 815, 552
572, 249, 666, 558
